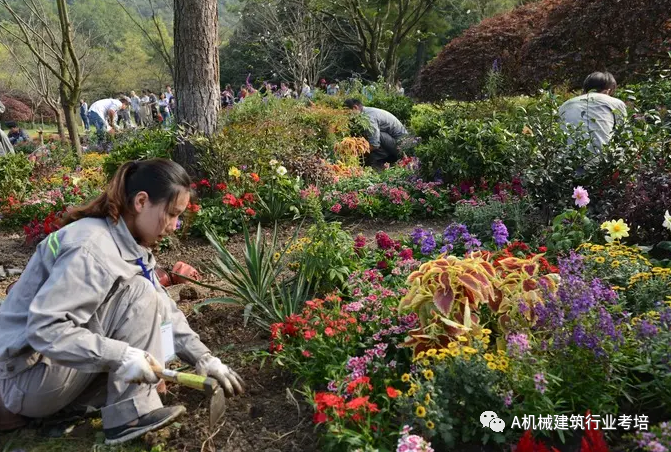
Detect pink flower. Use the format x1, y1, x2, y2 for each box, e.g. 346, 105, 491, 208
572, 186, 590, 207
330, 203, 342, 213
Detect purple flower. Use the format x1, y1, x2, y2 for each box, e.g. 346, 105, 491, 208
462, 233, 482, 252
534, 373, 547, 394
420, 233, 436, 255
637, 320, 658, 339
492, 219, 509, 248
507, 333, 530, 357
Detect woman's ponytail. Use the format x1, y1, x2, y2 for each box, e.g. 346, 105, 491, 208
61, 159, 190, 226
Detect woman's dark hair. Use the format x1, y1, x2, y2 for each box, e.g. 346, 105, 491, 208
582, 71, 617, 94
344, 98, 363, 109
63, 158, 191, 225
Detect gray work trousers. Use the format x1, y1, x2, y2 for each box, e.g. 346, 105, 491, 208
0, 276, 165, 429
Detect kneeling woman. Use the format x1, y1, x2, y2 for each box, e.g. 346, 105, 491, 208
0, 159, 244, 444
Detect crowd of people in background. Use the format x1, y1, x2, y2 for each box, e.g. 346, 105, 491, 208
79, 85, 176, 138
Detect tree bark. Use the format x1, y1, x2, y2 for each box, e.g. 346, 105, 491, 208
53, 106, 66, 142
173, 0, 220, 174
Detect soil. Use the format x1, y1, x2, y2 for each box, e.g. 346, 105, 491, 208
0, 217, 448, 452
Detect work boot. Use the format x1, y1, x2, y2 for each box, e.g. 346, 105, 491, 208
104, 405, 185, 445
0, 393, 27, 431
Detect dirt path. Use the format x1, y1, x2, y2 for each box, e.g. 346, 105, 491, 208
0, 217, 448, 451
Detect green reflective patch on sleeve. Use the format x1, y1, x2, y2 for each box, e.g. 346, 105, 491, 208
47, 232, 61, 258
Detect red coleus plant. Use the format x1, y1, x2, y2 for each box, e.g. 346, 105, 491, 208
23, 210, 65, 246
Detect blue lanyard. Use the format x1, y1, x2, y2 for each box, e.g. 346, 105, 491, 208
136, 258, 154, 284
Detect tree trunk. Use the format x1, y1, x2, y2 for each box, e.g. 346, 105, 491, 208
52, 106, 66, 142
59, 83, 81, 156
173, 0, 220, 174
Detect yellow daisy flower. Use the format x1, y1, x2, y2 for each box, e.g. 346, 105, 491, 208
401, 373, 411, 383
487, 362, 498, 370
423, 370, 434, 380
457, 336, 468, 342
426, 421, 435, 430
426, 349, 437, 357
482, 329, 492, 334
416, 406, 426, 418
484, 353, 494, 361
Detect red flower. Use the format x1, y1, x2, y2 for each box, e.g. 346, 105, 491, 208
282, 322, 299, 337
245, 208, 256, 216
312, 412, 327, 424
375, 231, 395, 250
190, 183, 197, 189
303, 329, 316, 340
324, 327, 335, 337
187, 203, 201, 213
330, 203, 342, 214
377, 260, 388, 270
398, 248, 413, 261
345, 396, 369, 410
302, 350, 312, 358
386, 386, 400, 398
215, 182, 227, 191
354, 234, 366, 249
242, 192, 255, 203
222, 193, 243, 208
538, 246, 548, 253
199, 179, 211, 188
346, 377, 373, 394
250, 173, 260, 183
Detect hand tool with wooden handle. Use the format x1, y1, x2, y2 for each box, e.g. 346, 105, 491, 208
150, 362, 226, 430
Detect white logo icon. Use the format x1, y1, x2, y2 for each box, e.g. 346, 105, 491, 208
480, 411, 506, 432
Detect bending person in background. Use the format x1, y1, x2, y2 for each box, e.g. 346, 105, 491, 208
558, 71, 628, 150
88, 97, 130, 139
344, 98, 408, 170
0, 159, 244, 444
5, 122, 30, 147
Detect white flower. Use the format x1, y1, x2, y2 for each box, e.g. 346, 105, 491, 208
276, 166, 287, 176
663, 210, 671, 232
269, 159, 278, 166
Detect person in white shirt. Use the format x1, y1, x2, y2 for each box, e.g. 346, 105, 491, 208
558, 71, 628, 151
88, 97, 130, 138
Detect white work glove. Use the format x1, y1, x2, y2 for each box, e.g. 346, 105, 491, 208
115, 347, 160, 384
195, 353, 245, 397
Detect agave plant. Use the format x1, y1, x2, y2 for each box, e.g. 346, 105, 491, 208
193, 221, 311, 331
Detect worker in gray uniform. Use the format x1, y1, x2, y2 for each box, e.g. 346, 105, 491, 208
344, 98, 408, 169
0, 159, 244, 444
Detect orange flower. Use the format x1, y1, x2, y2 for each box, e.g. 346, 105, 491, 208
250, 173, 260, 183
386, 386, 401, 398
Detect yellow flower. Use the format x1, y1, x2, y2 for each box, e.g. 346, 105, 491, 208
426, 349, 437, 357
457, 336, 468, 342
487, 362, 498, 370
273, 252, 281, 261
484, 353, 494, 361
448, 348, 460, 357
482, 337, 491, 344
497, 350, 506, 356
601, 219, 630, 241
407, 388, 416, 397
497, 363, 508, 372
594, 257, 605, 264
401, 373, 411, 383
448, 342, 458, 349
416, 406, 427, 418
416, 351, 426, 360
422, 359, 430, 366
611, 261, 620, 268
423, 370, 434, 380
228, 166, 241, 178
463, 347, 477, 354
426, 420, 435, 430
482, 329, 492, 334
424, 394, 431, 404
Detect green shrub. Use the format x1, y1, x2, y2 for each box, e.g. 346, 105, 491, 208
415, 117, 525, 184
453, 195, 535, 242
0, 154, 34, 199
103, 128, 175, 178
